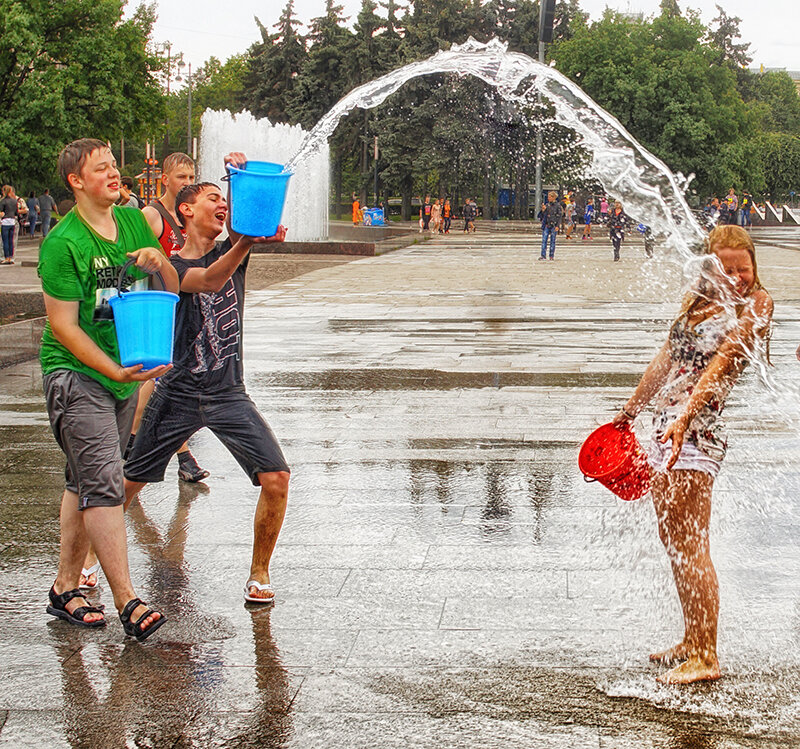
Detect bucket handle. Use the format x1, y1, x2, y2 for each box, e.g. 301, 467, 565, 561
220, 161, 244, 182
116, 258, 167, 296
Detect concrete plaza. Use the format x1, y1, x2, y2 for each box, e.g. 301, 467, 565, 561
2, 227, 800, 747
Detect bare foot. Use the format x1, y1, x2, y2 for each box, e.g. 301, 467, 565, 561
649, 642, 690, 666
657, 655, 721, 684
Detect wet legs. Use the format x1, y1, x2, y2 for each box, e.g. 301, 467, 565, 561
651, 469, 720, 683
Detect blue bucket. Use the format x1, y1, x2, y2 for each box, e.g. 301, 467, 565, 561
227, 161, 293, 237
109, 260, 179, 370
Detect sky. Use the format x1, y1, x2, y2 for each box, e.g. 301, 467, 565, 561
130, 0, 798, 72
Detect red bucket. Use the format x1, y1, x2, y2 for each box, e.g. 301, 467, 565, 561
578, 422, 651, 501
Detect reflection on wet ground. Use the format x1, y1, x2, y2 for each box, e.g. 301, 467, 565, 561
255, 368, 641, 390
3, 232, 800, 746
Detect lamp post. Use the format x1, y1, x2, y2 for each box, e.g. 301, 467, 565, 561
176, 61, 193, 155
187, 63, 192, 156
534, 0, 555, 216
373, 136, 378, 207
156, 41, 185, 159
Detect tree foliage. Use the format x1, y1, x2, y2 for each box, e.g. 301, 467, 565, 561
0, 0, 163, 190
165, 54, 248, 155
555, 6, 764, 197
244, 1, 307, 124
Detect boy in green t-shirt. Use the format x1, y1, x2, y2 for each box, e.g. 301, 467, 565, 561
38, 138, 179, 641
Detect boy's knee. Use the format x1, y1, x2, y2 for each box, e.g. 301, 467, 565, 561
258, 470, 290, 496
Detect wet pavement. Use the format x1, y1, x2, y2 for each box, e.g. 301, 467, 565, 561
3, 228, 800, 747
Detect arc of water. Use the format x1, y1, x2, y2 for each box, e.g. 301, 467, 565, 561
286, 37, 706, 256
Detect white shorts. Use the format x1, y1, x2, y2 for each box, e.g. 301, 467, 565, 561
648, 436, 721, 478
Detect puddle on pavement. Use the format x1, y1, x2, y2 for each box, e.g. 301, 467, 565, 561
255, 369, 640, 391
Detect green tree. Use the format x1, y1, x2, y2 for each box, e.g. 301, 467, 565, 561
244, 1, 307, 123
554, 7, 757, 196
707, 5, 751, 68
401, 0, 483, 57
758, 133, 800, 200
746, 71, 800, 135
290, 0, 354, 129
165, 54, 248, 155
0, 1, 163, 189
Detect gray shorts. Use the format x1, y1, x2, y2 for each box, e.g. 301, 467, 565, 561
43, 370, 137, 510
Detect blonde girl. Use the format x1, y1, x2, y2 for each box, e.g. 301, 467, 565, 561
614, 225, 773, 684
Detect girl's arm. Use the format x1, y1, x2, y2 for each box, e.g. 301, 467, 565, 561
613, 339, 673, 424
661, 289, 773, 468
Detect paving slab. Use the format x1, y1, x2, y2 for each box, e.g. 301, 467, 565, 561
2, 228, 800, 746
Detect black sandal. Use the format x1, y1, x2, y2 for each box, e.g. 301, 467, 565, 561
119, 598, 167, 642
46, 586, 106, 628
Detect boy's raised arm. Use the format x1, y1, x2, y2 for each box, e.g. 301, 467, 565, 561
179, 235, 264, 294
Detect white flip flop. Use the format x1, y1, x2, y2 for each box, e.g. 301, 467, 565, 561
244, 579, 275, 604
79, 562, 101, 590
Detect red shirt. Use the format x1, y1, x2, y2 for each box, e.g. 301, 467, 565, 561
155, 200, 185, 257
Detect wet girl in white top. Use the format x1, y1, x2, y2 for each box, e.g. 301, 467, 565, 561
615, 225, 773, 684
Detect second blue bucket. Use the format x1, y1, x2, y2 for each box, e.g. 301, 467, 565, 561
227, 161, 293, 237
109, 260, 179, 370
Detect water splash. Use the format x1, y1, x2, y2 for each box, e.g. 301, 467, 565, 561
286, 37, 706, 257
199, 109, 329, 242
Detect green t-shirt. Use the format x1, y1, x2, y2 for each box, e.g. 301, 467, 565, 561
38, 205, 160, 400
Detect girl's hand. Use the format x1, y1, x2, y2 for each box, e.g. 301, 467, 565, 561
612, 409, 634, 426
661, 414, 689, 470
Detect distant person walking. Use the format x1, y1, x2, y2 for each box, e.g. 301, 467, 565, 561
38, 189, 57, 237
463, 198, 477, 233
725, 189, 738, 225
608, 200, 631, 261
443, 199, 452, 234
0, 185, 19, 263
430, 198, 442, 233
26, 192, 40, 237
599, 196, 609, 225
582, 198, 595, 240
740, 192, 753, 228
14, 190, 27, 248
352, 193, 360, 226
563, 193, 576, 239
538, 191, 563, 261
422, 195, 432, 230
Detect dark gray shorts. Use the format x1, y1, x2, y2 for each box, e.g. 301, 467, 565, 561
43, 370, 137, 510
125, 384, 289, 485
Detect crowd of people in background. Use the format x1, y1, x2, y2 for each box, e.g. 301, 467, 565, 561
416, 195, 477, 234
0, 185, 57, 264
703, 188, 757, 227
356, 185, 772, 263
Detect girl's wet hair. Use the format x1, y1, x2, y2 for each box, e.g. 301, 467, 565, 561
705, 225, 761, 294
686, 224, 772, 364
